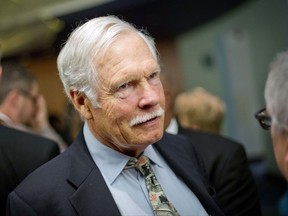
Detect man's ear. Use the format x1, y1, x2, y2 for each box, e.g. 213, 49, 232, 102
8, 89, 23, 106
69, 89, 93, 120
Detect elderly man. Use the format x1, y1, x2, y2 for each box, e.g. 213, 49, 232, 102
7, 16, 224, 216
255, 51, 288, 180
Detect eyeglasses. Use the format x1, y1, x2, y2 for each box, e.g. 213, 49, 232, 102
254, 108, 271, 130
19, 89, 38, 104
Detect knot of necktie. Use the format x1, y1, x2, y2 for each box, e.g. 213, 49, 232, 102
125, 156, 154, 178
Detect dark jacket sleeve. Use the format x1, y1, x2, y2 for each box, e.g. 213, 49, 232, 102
214, 144, 261, 216
179, 128, 261, 216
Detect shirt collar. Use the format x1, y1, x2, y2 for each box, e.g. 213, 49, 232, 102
83, 122, 164, 184
165, 117, 179, 135
143, 145, 164, 169
0, 112, 14, 127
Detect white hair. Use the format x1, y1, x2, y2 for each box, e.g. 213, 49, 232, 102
57, 15, 159, 107
265, 50, 288, 131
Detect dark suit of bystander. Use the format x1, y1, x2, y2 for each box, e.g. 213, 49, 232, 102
0, 125, 59, 215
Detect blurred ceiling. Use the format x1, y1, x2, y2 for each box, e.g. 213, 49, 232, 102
0, 0, 249, 58
0, 0, 111, 57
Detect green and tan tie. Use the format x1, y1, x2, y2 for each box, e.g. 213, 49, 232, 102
126, 155, 180, 216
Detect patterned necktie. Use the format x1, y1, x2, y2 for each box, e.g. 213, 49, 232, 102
126, 155, 180, 216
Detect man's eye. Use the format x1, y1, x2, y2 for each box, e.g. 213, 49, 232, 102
118, 82, 129, 90
149, 72, 158, 80
148, 72, 160, 85
115, 82, 134, 99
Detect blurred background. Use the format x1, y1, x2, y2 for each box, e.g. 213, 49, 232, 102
1, 0, 288, 215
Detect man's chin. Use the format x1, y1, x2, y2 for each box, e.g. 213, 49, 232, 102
139, 131, 164, 145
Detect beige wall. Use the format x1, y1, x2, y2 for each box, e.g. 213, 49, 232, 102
157, 39, 184, 97
24, 56, 68, 116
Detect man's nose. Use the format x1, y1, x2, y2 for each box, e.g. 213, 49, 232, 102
138, 81, 160, 108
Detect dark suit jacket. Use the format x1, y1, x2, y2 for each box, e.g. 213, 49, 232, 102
7, 131, 225, 216
0, 125, 60, 215
178, 126, 261, 216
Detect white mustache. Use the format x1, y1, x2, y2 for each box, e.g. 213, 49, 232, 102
130, 108, 165, 127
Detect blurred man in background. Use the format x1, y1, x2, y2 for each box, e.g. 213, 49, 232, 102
0, 61, 67, 152
174, 87, 225, 134
0, 59, 60, 215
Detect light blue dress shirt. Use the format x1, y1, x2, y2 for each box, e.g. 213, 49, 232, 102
83, 122, 208, 216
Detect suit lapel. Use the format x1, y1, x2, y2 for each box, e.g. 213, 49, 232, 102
69, 168, 121, 216
154, 133, 224, 216
154, 133, 207, 191
67, 132, 121, 216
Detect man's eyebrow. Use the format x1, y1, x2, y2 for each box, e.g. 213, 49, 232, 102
113, 73, 140, 85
